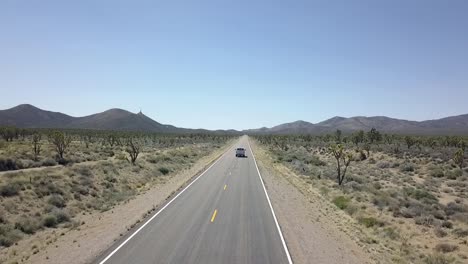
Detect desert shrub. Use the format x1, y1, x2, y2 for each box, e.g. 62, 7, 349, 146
332, 196, 350, 210
0, 182, 21, 197
159, 167, 170, 175
71, 184, 89, 196
0, 158, 18, 171
403, 187, 437, 203
344, 204, 359, 215
434, 227, 447, 237
304, 155, 326, 166
444, 202, 468, 216
396, 200, 425, 218
74, 166, 93, 177
372, 193, 398, 210
34, 180, 65, 198
47, 194, 66, 208
400, 163, 416, 172
358, 216, 384, 228
383, 227, 400, 239
434, 243, 458, 253
0, 224, 22, 247
0, 211, 6, 224
414, 215, 434, 226
451, 212, 468, 224
424, 254, 455, 264
441, 221, 453, 229
16, 159, 34, 169
41, 158, 57, 166
52, 209, 70, 223
57, 158, 70, 165
377, 161, 390, 169
14, 217, 40, 234
42, 215, 57, 227
445, 169, 462, 180
430, 167, 445, 178
452, 228, 468, 238
148, 154, 171, 164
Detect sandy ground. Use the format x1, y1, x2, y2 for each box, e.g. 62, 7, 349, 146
2, 141, 234, 264
250, 140, 381, 264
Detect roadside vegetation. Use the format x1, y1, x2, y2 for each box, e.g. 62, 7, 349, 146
0, 126, 233, 256
254, 131, 468, 264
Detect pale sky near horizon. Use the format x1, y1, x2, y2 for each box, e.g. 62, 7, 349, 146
1, 0, 467, 130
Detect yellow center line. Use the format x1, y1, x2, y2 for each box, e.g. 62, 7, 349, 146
224, 184, 227, 190
210, 209, 218, 222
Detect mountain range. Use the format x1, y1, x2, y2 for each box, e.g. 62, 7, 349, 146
245, 115, 468, 135
1, 104, 468, 135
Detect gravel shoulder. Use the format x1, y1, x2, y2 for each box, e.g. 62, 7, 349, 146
250, 140, 378, 264
5, 141, 234, 264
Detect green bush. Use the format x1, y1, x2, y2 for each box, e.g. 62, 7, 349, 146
43, 215, 58, 228
403, 187, 437, 203
41, 158, 57, 166
383, 227, 400, 239
0, 224, 22, 247
445, 169, 462, 180
15, 217, 40, 234
358, 216, 383, 228
400, 163, 416, 172
429, 167, 444, 178
47, 194, 66, 208
332, 196, 350, 210
159, 167, 170, 175
53, 209, 70, 223
0, 158, 18, 171
0, 183, 20, 197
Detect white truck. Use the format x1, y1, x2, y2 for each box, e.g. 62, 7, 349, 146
235, 147, 246, 157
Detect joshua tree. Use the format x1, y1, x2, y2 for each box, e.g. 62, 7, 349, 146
334, 129, 342, 143
0, 126, 18, 142
329, 144, 353, 186
351, 130, 365, 147
126, 138, 141, 165
405, 136, 416, 150
367, 128, 382, 144
49, 131, 72, 159
453, 148, 465, 169
32, 133, 42, 161
363, 143, 371, 157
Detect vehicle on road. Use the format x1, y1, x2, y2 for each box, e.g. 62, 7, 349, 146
235, 147, 246, 157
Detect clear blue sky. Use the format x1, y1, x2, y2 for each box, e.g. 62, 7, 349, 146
1, 0, 467, 130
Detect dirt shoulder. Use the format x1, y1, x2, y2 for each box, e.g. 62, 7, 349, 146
2, 141, 234, 264
250, 140, 381, 264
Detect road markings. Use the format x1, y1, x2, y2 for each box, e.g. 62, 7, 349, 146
210, 209, 218, 222
224, 184, 227, 190
248, 139, 294, 264
98, 143, 235, 264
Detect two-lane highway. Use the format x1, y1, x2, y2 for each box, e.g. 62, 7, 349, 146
95, 136, 292, 264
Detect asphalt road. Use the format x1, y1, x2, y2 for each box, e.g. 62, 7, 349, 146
95, 136, 292, 264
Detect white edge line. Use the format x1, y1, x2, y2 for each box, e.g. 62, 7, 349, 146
248, 138, 294, 264
99, 143, 234, 264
